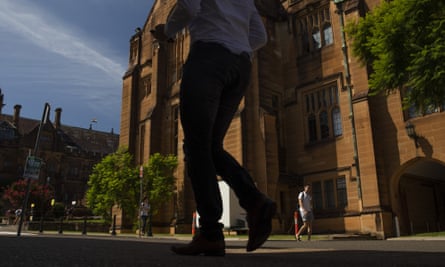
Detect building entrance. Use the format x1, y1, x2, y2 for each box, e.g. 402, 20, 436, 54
396, 159, 445, 235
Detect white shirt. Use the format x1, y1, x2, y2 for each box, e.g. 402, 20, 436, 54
164, 0, 267, 56
298, 191, 312, 213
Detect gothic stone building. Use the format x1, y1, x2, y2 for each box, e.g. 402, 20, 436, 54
119, 0, 445, 237
0, 93, 119, 209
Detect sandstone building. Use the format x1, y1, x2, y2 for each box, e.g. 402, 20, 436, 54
0, 90, 119, 210
119, 0, 445, 237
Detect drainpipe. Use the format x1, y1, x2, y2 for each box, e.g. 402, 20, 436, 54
334, 0, 363, 211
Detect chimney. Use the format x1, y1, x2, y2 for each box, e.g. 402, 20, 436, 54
55, 107, 62, 129
13, 104, 22, 127
0, 89, 4, 115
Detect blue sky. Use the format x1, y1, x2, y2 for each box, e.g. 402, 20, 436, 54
0, 0, 154, 133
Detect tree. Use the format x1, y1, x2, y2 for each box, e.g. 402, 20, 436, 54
86, 149, 177, 226
347, 0, 445, 112
2, 179, 52, 210
86, 147, 139, 222
141, 153, 177, 216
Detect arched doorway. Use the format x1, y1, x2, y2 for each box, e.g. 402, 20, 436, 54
393, 159, 445, 235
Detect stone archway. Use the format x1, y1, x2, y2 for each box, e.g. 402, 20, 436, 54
391, 158, 445, 235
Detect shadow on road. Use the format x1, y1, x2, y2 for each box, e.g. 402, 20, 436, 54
1, 236, 444, 267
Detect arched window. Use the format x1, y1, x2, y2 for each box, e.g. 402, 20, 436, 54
323, 23, 333, 45
308, 114, 317, 142
312, 28, 321, 49
332, 107, 342, 137
319, 111, 329, 139
304, 84, 342, 143
296, 5, 333, 54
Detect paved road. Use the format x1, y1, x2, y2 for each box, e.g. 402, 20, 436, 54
1, 227, 445, 267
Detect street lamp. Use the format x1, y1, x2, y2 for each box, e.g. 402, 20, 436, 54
17, 103, 50, 237
333, 0, 363, 210
30, 203, 35, 222
405, 121, 419, 148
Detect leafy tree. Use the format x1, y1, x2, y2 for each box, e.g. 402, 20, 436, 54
141, 153, 177, 216
2, 179, 52, 210
86, 149, 177, 226
347, 0, 445, 111
86, 147, 139, 222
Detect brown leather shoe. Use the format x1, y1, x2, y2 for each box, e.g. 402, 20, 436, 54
171, 233, 225, 256
246, 196, 276, 252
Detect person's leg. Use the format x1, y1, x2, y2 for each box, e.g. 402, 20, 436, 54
141, 216, 147, 233
179, 42, 228, 241
307, 222, 312, 240
209, 52, 262, 211
296, 222, 307, 240
172, 43, 242, 256
207, 49, 276, 252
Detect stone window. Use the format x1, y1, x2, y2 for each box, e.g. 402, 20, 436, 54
336, 177, 348, 208
310, 176, 348, 211
141, 76, 152, 97
294, 5, 333, 56
130, 40, 139, 64
324, 179, 335, 208
303, 84, 342, 143
167, 29, 186, 87
312, 181, 323, 210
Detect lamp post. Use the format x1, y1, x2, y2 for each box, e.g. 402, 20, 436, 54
39, 176, 51, 233
405, 121, 419, 148
333, 0, 363, 211
17, 103, 50, 236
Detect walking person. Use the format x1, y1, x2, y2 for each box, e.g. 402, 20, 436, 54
13, 208, 22, 225
151, 0, 276, 256
140, 199, 150, 235
296, 184, 314, 241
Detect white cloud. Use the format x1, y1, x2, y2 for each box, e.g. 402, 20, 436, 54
0, 0, 125, 80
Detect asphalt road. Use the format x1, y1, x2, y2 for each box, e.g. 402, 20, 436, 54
1, 229, 445, 267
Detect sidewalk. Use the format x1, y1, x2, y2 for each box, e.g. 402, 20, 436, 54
2, 224, 445, 267
2, 223, 445, 241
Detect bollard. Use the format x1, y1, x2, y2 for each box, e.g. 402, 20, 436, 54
191, 211, 197, 235
111, 215, 116, 236
294, 211, 299, 239
82, 216, 87, 235
58, 217, 63, 234
394, 216, 400, 237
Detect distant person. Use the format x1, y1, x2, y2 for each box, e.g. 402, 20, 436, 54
140, 200, 150, 235
296, 184, 313, 241
14, 208, 22, 225
151, 0, 276, 256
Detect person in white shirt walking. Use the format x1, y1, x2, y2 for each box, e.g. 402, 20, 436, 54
296, 184, 314, 241
151, 0, 277, 256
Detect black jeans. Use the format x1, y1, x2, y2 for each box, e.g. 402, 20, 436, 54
180, 41, 262, 240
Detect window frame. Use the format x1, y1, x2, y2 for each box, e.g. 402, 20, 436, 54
303, 83, 342, 144
308, 175, 348, 213
294, 5, 334, 56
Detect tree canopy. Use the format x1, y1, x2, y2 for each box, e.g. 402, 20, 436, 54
86, 147, 139, 222
2, 179, 52, 210
86, 148, 177, 224
141, 153, 177, 216
347, 0, 445, 112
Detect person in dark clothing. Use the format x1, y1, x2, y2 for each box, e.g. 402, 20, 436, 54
151, 0, 276, 256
